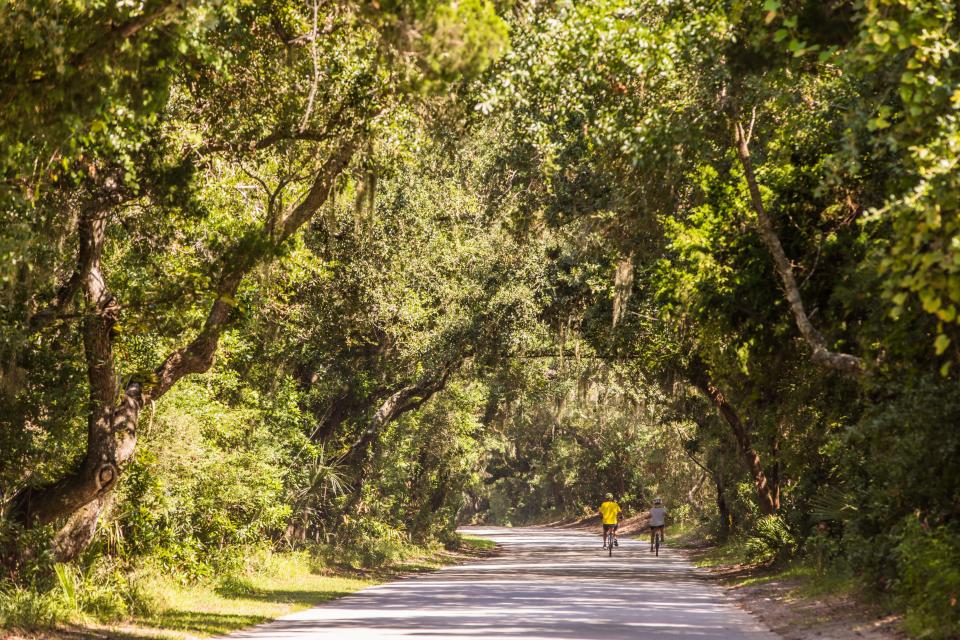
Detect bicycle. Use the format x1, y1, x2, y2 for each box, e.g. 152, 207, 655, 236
651, 526, 663, 556
603, 526, 619, 557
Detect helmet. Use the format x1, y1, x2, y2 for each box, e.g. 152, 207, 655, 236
605, 493, 614, 500
653, 497, 663, 504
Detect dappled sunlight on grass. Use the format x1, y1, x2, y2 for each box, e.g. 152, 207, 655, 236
689, 540, 753, 568
68, 542, 484, 639
131, 570, 376, 637
459, 536, 496, 551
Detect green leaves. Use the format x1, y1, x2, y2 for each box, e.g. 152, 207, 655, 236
763, 0, 781, 25
417, 0, 509, 89
935, 333, 951, 355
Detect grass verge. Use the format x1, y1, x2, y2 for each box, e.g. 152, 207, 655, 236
457, 536, 496, 552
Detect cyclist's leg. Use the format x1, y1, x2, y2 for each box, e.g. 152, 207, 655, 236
612, 523, 619, 546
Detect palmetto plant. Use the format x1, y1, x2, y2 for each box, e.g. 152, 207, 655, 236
287, 446, 350, 543
810, 486, 859, 524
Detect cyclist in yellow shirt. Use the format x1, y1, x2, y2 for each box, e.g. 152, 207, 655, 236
598, 493, 621, 549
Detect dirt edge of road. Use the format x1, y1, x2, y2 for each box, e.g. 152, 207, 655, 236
691, 557, 907, 640
540, 512, 652, 536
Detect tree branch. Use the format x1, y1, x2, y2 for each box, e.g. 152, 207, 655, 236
686, 365, 777, 515
339, 364, 456, 465
670, 423, 714, 478
731, 102, 864, 376
149, 137, 357, 401
194, 102, 351, 157
74, 2, 185, 72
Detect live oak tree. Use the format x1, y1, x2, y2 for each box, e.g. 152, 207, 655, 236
0, 0, 508, 561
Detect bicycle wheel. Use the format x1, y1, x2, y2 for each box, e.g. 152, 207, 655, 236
655, 532, 660, 557
608, 537, 613, 557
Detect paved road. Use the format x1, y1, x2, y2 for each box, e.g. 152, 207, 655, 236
227, 527, 778, 639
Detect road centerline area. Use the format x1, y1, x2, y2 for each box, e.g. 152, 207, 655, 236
225, 527, 777, 640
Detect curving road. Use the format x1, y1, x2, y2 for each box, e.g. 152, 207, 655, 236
226, 527, 778, 639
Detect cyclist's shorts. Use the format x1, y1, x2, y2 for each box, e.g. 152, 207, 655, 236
649, 524, 665, 531
603, 523, 618, 534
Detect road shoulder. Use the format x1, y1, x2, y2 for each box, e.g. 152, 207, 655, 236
684, 550, 906, 640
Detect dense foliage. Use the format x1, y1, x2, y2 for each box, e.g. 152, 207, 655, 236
1, 0, 959, 637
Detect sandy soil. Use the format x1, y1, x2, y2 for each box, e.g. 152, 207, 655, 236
700, 564, 905, 640
548, 511, 655, 536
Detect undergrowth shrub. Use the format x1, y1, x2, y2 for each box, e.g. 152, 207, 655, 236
213, 545, 300, 596
52, 557, 163, 623
895, 519, 960, 639
805, 528, 843, 577
325, 518, 421, 568
0, 556, 165, 630
745, 515, 797, 564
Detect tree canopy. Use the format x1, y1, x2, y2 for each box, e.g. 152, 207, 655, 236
1, 0, 959, 637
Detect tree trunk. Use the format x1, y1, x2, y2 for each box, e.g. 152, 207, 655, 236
730, 102, 863, 375
768, 434, 781, 511
10, 208, 144, 559
8, 139, 357, 560
51, 494, 112, 561
284, 505, 311, 546
687, 471, 707, 505
309, 385, 389, 444
715, 476, 731, 543
687, 369, 777, 515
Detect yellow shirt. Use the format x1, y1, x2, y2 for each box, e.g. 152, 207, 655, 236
598, 501, 621, 525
